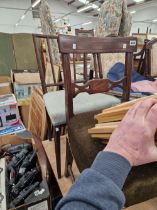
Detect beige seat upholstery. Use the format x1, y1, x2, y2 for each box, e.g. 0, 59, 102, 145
44, 90, 120, 126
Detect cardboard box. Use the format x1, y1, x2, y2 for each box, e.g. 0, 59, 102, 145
0, 94, 20, 128
0, 94, 25, 136
11, 70, 40, 84
0, 135, 52, 210
0, 76, 12, 95
11, 70, 41, 106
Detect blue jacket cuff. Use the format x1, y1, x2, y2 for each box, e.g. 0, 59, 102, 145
91, 151, 131, 188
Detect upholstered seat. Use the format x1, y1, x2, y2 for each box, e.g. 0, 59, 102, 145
43, 90, 120, 126
68, 110, 157, 207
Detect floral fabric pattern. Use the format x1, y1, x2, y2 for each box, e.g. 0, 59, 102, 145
94, 0, 132, 78
95, 0, 132, 37
39, 0, 60, 65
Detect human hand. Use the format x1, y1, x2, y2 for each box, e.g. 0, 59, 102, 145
104, 98, 157, 166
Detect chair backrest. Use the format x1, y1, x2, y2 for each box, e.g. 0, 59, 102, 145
33, 34, 90, 94
58, 35, 137, 122
145, 38, 157, 76
75, 29, 94, 37
32, 34, 63, 94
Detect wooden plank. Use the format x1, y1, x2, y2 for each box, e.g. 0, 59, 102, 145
95, 121, 119, 127
20, 105, 30, 129
96, 114, 124, 123
91, 133, 111, 139
95, 95, 157, 123
88, 122, 119, 134
113, 95, 157, 112
28, 87, 47, 140
102, 95, 157, 113
95, 109, 128, 123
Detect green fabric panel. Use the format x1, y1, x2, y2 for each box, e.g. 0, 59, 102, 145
0, 33, 16, 76
12, 33, 38, 70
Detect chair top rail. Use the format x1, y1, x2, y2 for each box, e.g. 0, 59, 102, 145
58, 35, 137, 54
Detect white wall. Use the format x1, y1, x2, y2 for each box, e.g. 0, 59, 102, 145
0, 0, 96, 34
130, 1, 157, 34
0, 0, 40, 33
1, 0, 157, 35
49, 0, 96, 33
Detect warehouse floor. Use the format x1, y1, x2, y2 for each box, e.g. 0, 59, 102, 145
43, 135, 80, 194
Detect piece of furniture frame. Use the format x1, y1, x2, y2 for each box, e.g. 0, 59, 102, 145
144, 38, 157, 76
134, 39, 149, 75
75, 29, 94, 37
132, 33, 147, 49
33, 34, 64, 178
135, 38, 157, 77
58, 35, 137, 181
75, 29, 94, 62
33, 33, 102, 178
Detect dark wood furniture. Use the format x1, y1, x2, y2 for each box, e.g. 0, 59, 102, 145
32, 33, 103, 179
33, 34, 64, 178
134, 39, 149, 75
144, 38, 157, 76
132, 33, 147, 49
134, 38, 157, 77
33, 34, 62, 92
58, 35, 137, 181
59, 35, 157, 206
75, 29, 94, 37
75, 29, 94, 62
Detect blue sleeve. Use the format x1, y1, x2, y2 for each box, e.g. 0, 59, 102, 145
55, 151, 131, 210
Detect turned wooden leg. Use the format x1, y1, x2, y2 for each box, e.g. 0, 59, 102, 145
54, 127, 61, 179
47, 112, 53, 140
64, 138, 75, 183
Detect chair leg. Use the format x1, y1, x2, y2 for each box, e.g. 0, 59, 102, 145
64, 138, 75, 183
61, 125, 66, 136
46, 112, 53, 140
54, 127, 61, 179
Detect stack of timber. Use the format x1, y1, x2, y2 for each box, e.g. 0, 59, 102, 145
88, 95, 157, 144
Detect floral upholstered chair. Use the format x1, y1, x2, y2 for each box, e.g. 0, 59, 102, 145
94, 0, 132, 78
